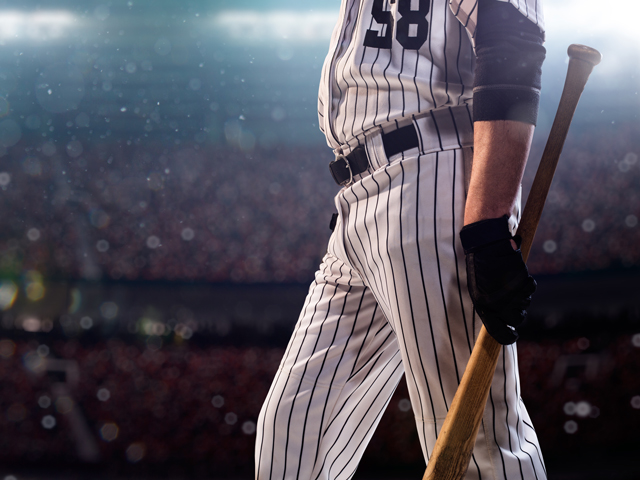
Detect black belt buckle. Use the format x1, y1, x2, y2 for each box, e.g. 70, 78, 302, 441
329, 154, 354, 187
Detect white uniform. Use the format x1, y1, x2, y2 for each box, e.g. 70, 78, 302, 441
256, 1, 546, 479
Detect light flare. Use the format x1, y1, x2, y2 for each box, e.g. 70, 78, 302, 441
213, 10, 337, 43
0, 10, 77, 41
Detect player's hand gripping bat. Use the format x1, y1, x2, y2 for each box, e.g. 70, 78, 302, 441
422, 44, 602, 480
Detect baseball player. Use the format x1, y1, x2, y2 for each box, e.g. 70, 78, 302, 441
256, 0, 546, 479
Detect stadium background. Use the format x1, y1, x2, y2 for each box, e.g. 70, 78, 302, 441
0, 0, 639, 479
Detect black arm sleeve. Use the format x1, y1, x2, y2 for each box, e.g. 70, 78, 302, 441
473, 0, 546, 125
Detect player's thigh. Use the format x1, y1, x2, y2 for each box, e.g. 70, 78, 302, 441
278, 252, 395, 388
338, 148, 474, 418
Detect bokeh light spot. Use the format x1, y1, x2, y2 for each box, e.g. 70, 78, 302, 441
89, 209, 110, 229
181, 228, 195, 241
21, 317, 42, 332
36, 344, 49, 357
26, 282, 45, 302
27, 228, 41, 241
581, 219, 596, 233
0, 172, 10, 186
242, 421, 256, 435
543, 240, 557, 254
66, 140, 83, 158
0, 281, 18, 310
564, 420, 578, 434
97, 388, 111, 402
41, 415, 56, 429
100, 301, 119, 320
80, 316, 93, 329
55, 396, 74, 415
126, 442, 146, 463
146, 235, 161, 249
398, 398, 412, 412
212, 395, 224, 408
563, 402, 576, 415
96, 240, 110, 252
99, 422, 119, 442
576, 401, 591, 418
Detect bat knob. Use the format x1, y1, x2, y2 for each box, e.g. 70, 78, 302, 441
568, 44, 602, 66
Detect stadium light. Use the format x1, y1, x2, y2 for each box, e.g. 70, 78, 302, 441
213, 10, 337, 44
0, 10, 77, 41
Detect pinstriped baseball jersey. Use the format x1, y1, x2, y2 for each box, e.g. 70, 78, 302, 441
318, 0, 544, 152
255, 2, 547, 479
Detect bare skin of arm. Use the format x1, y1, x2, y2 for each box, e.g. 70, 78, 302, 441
464, 119, 535, 227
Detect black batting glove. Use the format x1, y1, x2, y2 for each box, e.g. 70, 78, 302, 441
460, 215, 536, 345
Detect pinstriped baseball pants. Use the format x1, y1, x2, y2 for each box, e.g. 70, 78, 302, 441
255, 139, 546, 480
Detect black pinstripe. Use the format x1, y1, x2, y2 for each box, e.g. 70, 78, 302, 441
523, 420, 547, 475
442, 0, 451, 105
426, 0, 438, 107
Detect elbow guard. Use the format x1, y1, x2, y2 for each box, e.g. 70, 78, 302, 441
473, 0, 546, 125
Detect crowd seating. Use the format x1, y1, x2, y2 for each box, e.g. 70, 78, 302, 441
1, 121, 639, 284
0, 329, 638, 470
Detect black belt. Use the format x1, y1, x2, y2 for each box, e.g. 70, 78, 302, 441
329, 124, 420, 186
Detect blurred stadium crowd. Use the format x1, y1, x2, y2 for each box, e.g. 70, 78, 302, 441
1, 121, 639, 286
0, 328, 639, 475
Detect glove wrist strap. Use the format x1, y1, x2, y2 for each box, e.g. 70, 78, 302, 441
460, 215, 512, 253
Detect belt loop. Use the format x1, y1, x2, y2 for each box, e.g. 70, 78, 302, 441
364, 126, 384, 169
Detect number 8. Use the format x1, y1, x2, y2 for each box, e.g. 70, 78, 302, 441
397, 0, 430, 50
363, 0, 430, 51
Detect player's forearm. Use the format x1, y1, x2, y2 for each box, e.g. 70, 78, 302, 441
463, 0, 545, 226
463, 120, 533, 225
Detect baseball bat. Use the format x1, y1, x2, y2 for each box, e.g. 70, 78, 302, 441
422, 44, 602, 480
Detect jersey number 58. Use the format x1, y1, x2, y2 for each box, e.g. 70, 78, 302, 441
363, 0, 430, 50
